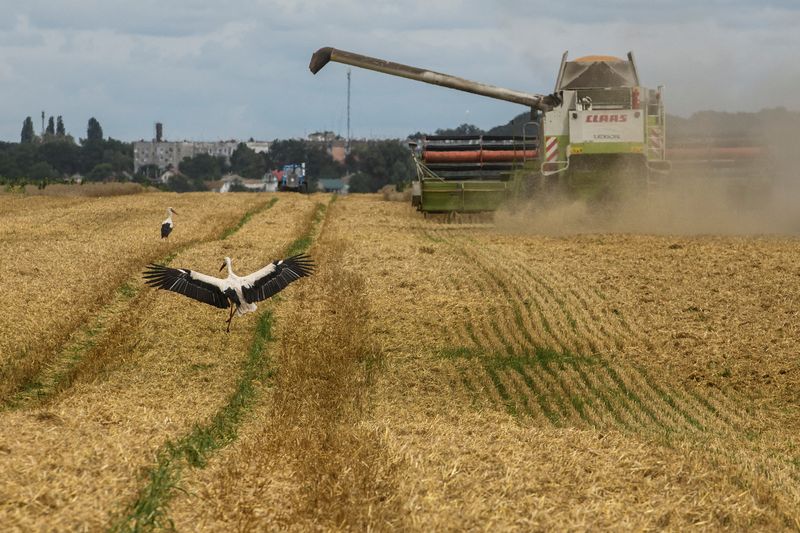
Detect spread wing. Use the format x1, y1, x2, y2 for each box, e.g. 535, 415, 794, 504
241, 253, 314, 303
143, 264, 229, 308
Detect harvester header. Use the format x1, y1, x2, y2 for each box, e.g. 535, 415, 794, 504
309, 47, 560, 111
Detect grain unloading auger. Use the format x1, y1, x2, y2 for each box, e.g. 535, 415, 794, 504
310, 47, 670, 213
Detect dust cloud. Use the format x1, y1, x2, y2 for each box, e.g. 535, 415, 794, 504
496, 132, 800, 237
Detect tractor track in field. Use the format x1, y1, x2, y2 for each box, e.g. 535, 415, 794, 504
111, 199, 329, 532
2, 198, 279, 411
424, 225, 745, 437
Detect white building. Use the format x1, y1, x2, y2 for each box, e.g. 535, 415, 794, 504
218, 174, 278, 193
245, 141, 271, 154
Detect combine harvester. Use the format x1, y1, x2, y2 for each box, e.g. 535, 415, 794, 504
309, 47, 670, 213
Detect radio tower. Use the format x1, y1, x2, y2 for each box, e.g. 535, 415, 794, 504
346, 68, 351, 155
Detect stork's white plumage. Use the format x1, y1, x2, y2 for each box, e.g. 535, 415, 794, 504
143, 254, 314, 331
161, 207, 177, 239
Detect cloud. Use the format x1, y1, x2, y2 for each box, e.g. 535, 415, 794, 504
1, 1, 798, 141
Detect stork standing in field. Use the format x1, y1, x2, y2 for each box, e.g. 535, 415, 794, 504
143, 254, 314, 332
161, 207, 177, 239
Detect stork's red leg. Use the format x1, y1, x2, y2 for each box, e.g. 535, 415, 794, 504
225, 303, 235, 333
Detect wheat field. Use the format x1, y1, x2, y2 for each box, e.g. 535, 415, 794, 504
0, 192, 798, 530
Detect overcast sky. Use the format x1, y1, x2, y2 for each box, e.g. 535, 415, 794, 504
2, 1, 798, 142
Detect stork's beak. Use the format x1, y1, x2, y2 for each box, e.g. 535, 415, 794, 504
220, 262, 226, 272
171, 209, 178, 215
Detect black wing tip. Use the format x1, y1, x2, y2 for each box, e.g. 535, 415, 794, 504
143, 263, 168, 273
284, 253, 315, 275
142, 263, 174, 286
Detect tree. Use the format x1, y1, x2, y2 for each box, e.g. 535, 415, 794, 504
178, 153, 225, 181
86, 117, 103, 142
486, 112, 538, 136
39, 141, 81, 175
21, 117, 35, 143
46, 116, 55, 135
9, 142, 37, 177
28, 161, 57, 181
345, 140, 413, 192
265, 139, 308, 169
434, 123, 485, 136
102, 137, 133, 172
79, 141, 104, 174
347, 172, 373, 193
166, 173, 206, 193
86, 162, 113, 182
56, 116, 65, 136
230, 143, 264, 180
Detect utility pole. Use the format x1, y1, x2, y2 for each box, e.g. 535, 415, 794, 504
41, 111, 45, 135
346, 68, 351, 155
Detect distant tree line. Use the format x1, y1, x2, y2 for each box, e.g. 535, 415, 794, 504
1, 114, 419, 193
168, 138, 415, 194
1, 116, 133, 184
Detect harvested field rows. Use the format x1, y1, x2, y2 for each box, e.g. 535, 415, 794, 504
425, 226, 742, 437
0, 192, 267, 403
0, 193, 798, 530
0, 192, 321, 530
156, 195, 799, 530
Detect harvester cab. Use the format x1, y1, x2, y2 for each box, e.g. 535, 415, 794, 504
543, 52, 670, 179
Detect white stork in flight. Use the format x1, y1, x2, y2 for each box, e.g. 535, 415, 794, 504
161, 207, 177, 239
143, 254, 314, 332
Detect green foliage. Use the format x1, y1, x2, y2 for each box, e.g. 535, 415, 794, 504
102, 138, 133, 172
86, 163, 114, 182
435, 123, 485, 136
46, 116, 55, 135
486, 112, 539, 137
166, 173, 206, 193
265, 138, 306, 168
86, 117, 103, 142
56, 116, 65, 136
28, 161, 57, 181
20, 117, 35, 144
346, 139, 413, 193
410, 113, 541, 138
38, 141, 80, 175
0, 142, 35, 180
178, 153, 226, 181
229, 143, 264, 180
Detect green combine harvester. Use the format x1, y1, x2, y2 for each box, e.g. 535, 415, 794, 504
309, 47, 669, 213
